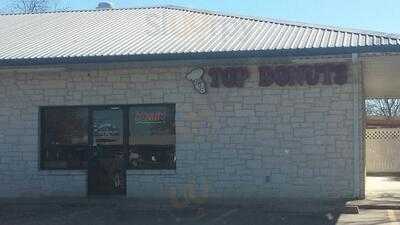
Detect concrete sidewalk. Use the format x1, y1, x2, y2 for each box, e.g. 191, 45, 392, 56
338, 209, 400, 224
348, 176, 400, 209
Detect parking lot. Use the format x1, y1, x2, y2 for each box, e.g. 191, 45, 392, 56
1, 202, 399, 225
0, 204, 339, 225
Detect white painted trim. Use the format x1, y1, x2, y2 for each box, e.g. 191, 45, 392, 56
352, 53, 361, 198
126, 170, 177, 176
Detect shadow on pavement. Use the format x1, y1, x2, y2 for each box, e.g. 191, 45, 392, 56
0, 203, 343, 225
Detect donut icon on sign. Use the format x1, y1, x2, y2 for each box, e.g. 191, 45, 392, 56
186, 68, 207, 94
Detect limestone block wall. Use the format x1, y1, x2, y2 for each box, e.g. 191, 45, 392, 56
0, 59, 361, 200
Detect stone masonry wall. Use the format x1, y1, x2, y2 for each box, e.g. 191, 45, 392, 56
0, 59, 361, 200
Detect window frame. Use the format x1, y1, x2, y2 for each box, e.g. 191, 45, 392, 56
39, 104, 176, 170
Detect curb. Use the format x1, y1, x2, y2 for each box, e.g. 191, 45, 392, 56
342, 206, 359, 214
354, 204, 400, 210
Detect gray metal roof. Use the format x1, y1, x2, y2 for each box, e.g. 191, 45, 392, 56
1, 5, 400, 66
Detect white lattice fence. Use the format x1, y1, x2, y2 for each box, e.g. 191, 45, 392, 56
366, 128, 400, 173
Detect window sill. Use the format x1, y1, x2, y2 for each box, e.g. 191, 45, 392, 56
126, 170, 177, 176
39, 170, 87, 176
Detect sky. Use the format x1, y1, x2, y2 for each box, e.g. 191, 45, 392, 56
8, 0, 400, 34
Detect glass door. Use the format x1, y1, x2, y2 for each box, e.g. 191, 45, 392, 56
88, 106, 127, 195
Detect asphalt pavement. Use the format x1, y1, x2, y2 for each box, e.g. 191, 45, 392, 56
0, 203, 340, 225
1, 201, 400, 225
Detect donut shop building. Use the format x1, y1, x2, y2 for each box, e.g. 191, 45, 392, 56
0, 5, 400, 201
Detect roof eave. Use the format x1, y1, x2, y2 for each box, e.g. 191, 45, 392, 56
1, 45, 400, 67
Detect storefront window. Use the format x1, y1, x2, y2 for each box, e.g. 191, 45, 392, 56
41, 107, 89, 169
40, 104, 176, 170
128, 105, 175, 169
93, 108, 123, 145
129, 106, 175, 145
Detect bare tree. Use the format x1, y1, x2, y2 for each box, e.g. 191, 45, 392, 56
3, 0, 66, 13
366, 98, 400, 118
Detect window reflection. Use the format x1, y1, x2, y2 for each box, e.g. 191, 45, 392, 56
128, 145, 176, 169
130, 106, 175, 145
129, 105, 175, 169
41, 107, 89, 169
93, 108, 123, 145
44, 107, 88, 145
40, 104, 176, 170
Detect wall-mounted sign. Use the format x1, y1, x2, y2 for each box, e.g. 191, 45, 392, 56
208, 67, 249, 88
187, 63, 348, 94
186, 68, 207, 94
258, 63, 348, 87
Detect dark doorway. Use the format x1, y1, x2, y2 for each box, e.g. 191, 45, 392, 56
88, 106, 127, 195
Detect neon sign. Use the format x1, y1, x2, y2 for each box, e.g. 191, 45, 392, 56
135, 112, 166, 124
